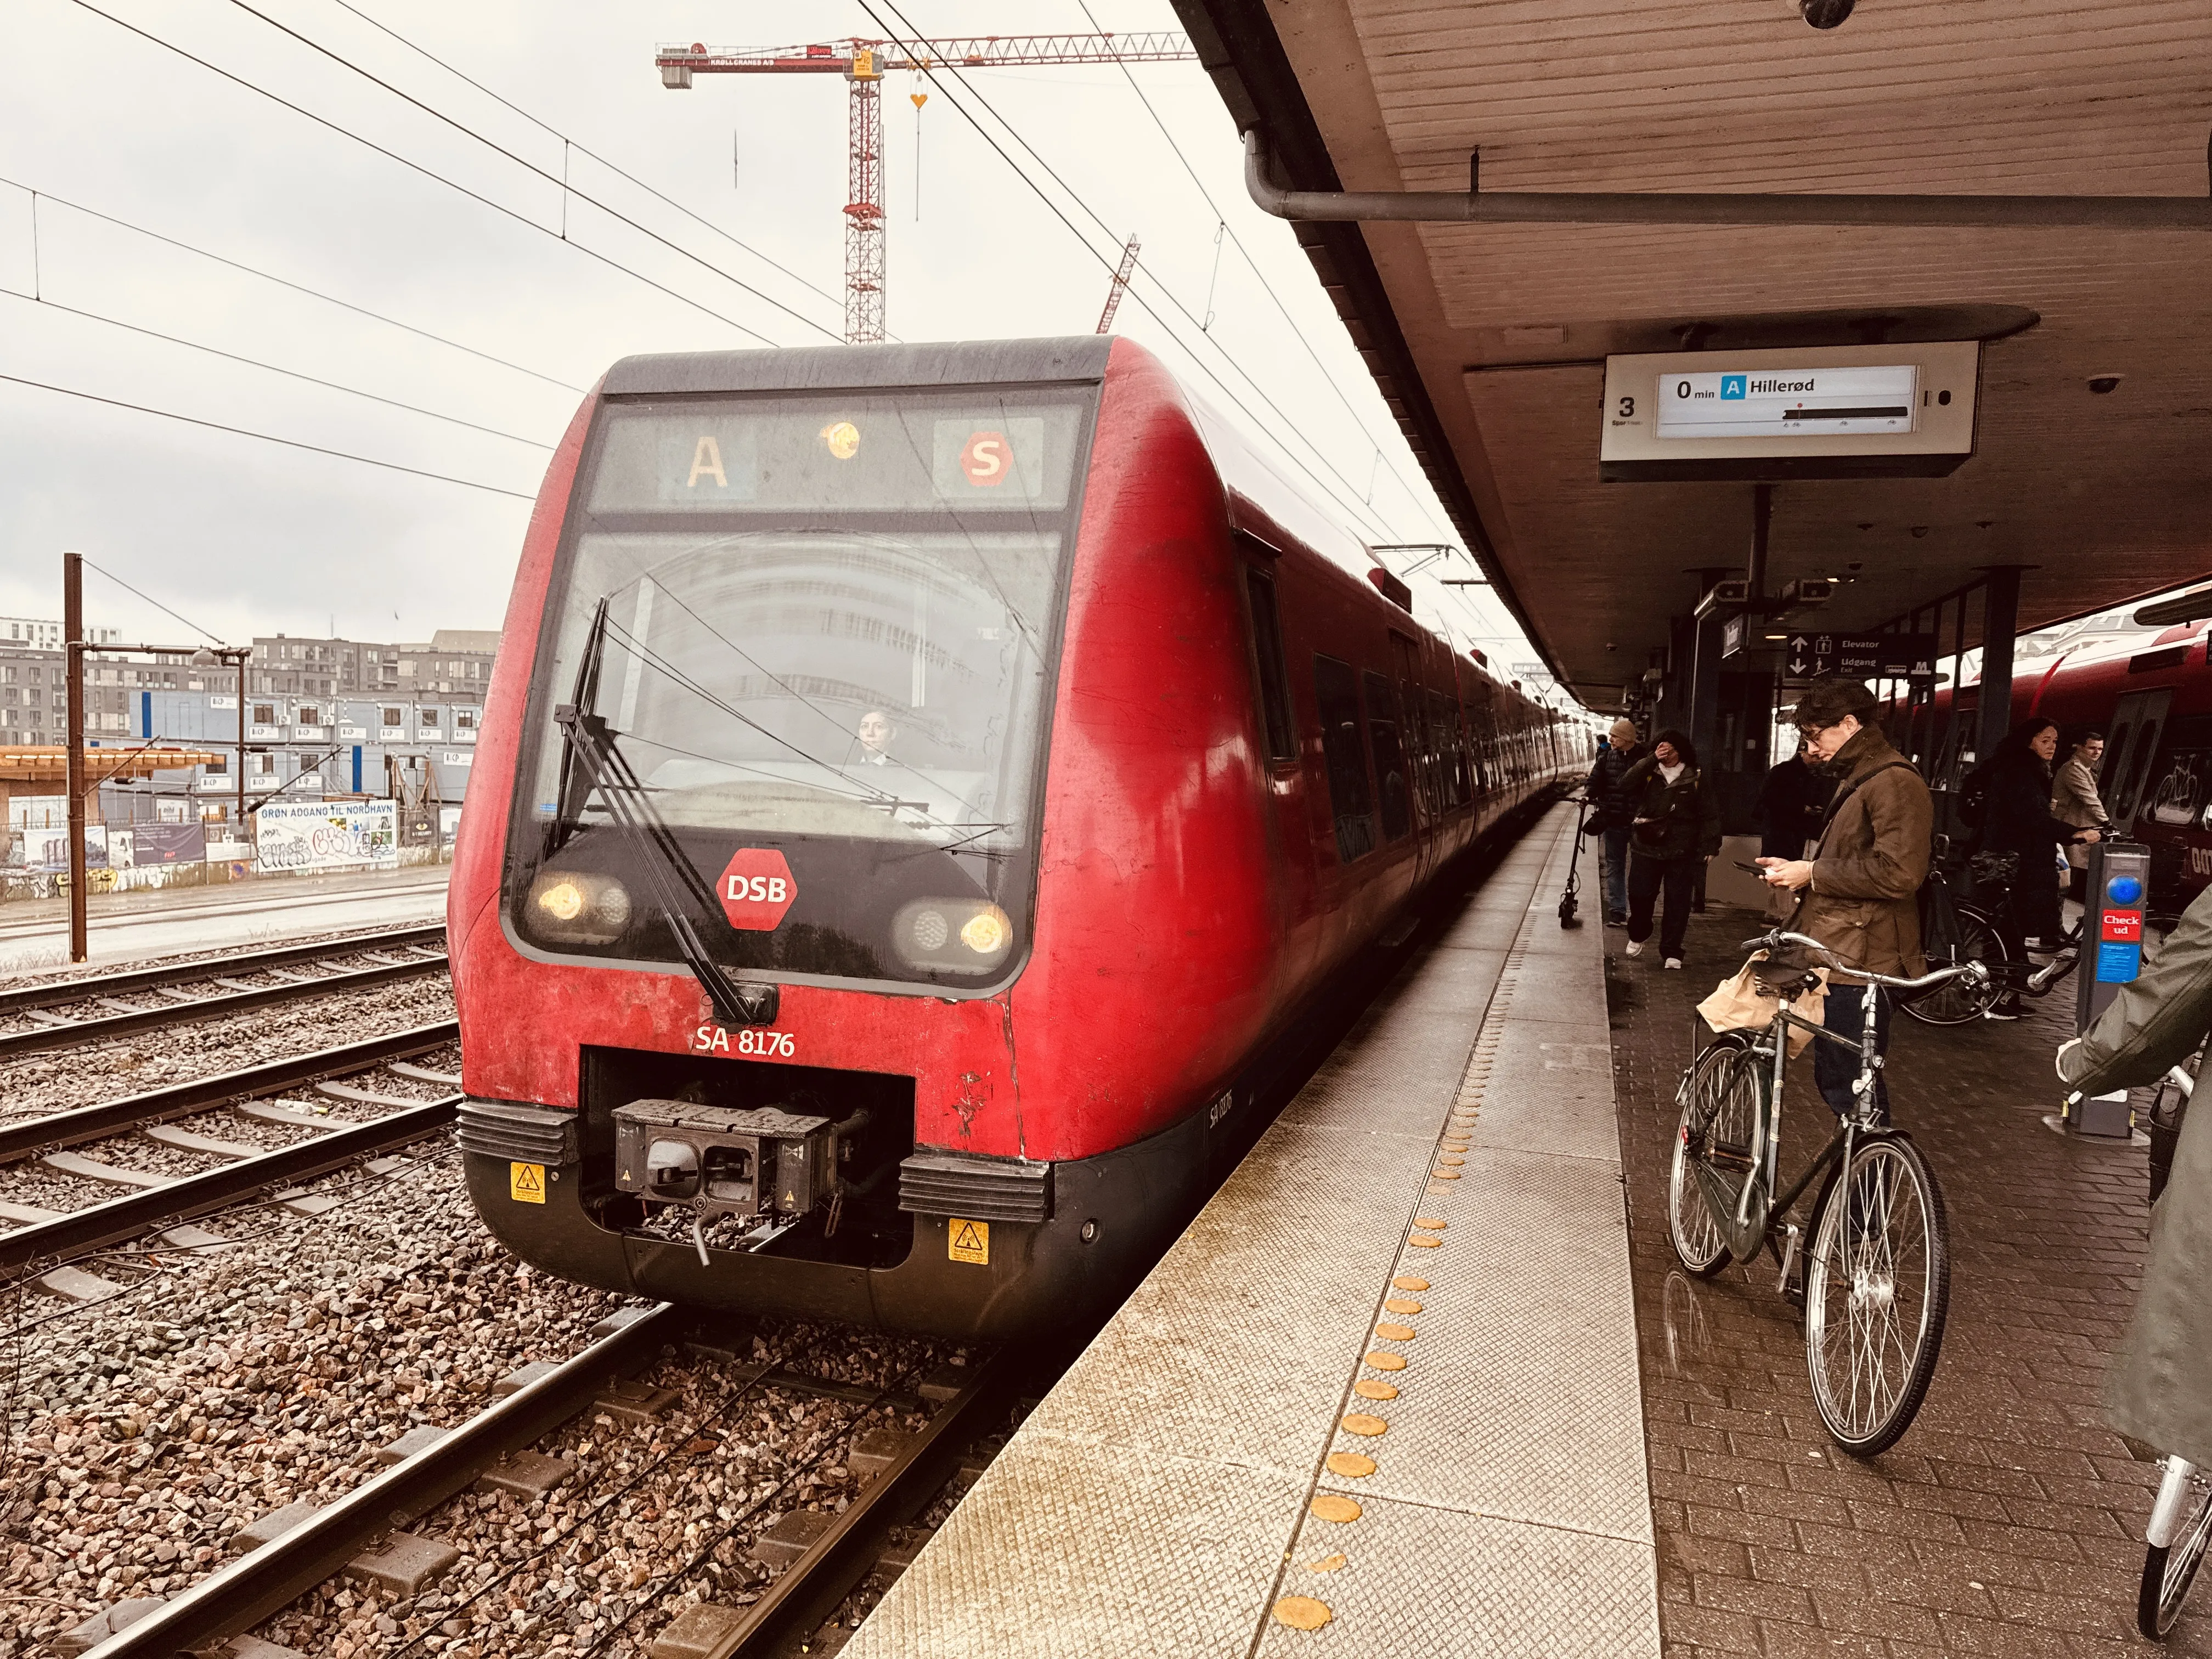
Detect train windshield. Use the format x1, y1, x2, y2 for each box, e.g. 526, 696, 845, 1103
509, 386, 1096, 991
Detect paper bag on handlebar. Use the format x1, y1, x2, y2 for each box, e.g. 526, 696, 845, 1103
1697, 950, 1829, 1057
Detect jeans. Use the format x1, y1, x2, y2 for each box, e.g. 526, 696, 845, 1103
1600, 827, 1630, 920
1815, 984, 1892, 1122
1627, 853, 1697, 958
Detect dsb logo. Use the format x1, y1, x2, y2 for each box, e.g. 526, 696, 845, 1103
718, 848, 797, 931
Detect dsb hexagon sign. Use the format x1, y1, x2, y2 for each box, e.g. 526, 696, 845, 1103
718, 849, 797, 931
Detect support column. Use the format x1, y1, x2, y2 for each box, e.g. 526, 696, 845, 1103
1686, 567, 1733, 764
64, 551, 87, 963
1977, 567, 2025, 764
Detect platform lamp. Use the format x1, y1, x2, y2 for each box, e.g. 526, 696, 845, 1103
189, 644, 251, 872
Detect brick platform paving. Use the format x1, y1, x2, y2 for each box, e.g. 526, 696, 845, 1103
1606, 904, 2207, 1658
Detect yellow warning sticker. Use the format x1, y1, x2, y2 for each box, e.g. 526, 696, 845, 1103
509, 1161, 546, 1204
947, 1217, 990, 1265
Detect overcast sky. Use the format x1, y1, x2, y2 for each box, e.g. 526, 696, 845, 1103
0, 0, 1541, 679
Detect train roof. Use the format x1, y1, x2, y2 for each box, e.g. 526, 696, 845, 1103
602, 337, 1114, 398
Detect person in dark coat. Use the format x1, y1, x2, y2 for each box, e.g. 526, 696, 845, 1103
1584, 716, 1644, 926
1971, 717, 2101, 1015
2057, 884, 2212, 1472
1620, 728, 1722, 969
1757, 738, 1831, 862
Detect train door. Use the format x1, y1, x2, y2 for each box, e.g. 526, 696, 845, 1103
1385, 633, 1439, 885
2103, 688, 2175, 835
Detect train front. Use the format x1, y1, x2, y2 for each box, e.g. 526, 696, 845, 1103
448, 339, 1164, 1338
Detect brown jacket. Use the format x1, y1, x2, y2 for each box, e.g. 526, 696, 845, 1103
1796, 727, 1932, 981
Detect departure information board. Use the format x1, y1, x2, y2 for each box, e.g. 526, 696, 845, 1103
1653, 365, 1918, 440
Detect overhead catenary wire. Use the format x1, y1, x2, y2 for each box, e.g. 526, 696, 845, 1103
0, 291, 555, 451
211, 0, 845, 345
81, 557, 225, 647
1070, 0, 1451, 545
0, 375, 537, 500
63, 0, 814, 349
0, 176, 584, 393
318, 0, 854, 325
853, 0, 1404, 547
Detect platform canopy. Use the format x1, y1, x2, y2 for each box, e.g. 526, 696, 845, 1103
0, 746, 227, 788
1173, 0, 2212, 711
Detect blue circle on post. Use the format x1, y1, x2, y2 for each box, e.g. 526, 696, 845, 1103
2109, 874, 2143, 906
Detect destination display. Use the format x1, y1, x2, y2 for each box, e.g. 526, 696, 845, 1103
1655, 365, 1918, 440
1596, 341, 1980, 481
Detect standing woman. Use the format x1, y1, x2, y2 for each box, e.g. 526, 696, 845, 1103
1621, 729, 1723, 970
1973, 716, 2101, 1017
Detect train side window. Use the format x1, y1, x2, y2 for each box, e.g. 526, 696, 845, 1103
1363, 669, 1413, 841
1312, 654, 1375, 862
1243, 566, 1296, 763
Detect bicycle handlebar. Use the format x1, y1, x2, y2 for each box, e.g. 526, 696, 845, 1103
1739, 928, 1993, 993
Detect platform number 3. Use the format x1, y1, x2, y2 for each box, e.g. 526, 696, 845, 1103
1617, 394, 1636, 419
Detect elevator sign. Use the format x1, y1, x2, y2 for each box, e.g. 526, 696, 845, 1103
1656, 366, 1918, 440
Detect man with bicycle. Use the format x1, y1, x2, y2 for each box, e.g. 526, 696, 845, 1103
1757, 676, 1933, 1123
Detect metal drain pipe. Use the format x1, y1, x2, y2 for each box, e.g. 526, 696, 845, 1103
1243, 130, 2212, 233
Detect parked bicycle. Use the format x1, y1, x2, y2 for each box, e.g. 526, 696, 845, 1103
1669, 928, 1988, 1455
1903, 851, 2081, 1026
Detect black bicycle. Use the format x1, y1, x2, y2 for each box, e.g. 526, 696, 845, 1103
1903, 853, 2082, 1026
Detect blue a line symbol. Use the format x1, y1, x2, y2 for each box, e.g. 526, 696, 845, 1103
1720, 374, 1748, 400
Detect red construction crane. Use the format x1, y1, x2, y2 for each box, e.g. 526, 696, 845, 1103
656, 35, 1194, 345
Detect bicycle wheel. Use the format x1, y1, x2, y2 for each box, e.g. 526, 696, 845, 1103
1899, 906, 2006, 1026
2141, 1463, 2212, 1639
1669, 1038, 1760, 1277
1803, 1133, 1950, 1456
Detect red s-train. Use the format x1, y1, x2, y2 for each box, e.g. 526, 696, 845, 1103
447, 336, 1576, 1338
1920, 618, 2212, 910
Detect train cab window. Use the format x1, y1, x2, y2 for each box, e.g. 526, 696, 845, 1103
1363, 669, 1413, 842
1243, 565, 1296, 764
1312, 654, 1376, 861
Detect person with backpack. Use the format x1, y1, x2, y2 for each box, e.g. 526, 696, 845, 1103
1757, 676, 1931, 1122
1584, 717, 1644, 927
1620, 727, 1721, 969
1962, 717, 2102, 1017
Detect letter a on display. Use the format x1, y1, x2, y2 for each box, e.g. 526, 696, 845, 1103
688, 436, 727, 488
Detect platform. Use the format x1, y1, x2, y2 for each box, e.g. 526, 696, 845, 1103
850, 805, 1661, 1657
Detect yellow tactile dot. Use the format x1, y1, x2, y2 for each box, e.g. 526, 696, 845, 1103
1326, 1451, 1376, 1478
1442, 1141, 1469, 1152
1363, 1351, 1407, 1372
1273, 1595, 1333, 1631
1409, 1234, 1442, 1248
1305, 1553, 1347, 1573
1310, 1493, 1362, 1522
1374, 1322, 1415, 1341
1384, 1297, 1422, 1315
1354, 1378, 1398, 1401
1341, 1412, 1388, 1437
1414, 1218, 1447, 1230
1392, 1275, 1429, 1291
1432, 1170, 1463, 1181
1438, 1155, 1465, 1167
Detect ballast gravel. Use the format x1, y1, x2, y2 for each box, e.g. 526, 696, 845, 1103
0, 974, 455, 1127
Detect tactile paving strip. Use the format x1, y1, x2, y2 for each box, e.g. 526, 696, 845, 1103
848, 1441, 1307, 1659
1255, 1492, 1660, 1658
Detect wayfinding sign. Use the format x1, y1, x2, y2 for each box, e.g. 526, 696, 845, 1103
1655, 365, 1917, 441
1598, 341, 1980, 481
1782, 633, 1940, 681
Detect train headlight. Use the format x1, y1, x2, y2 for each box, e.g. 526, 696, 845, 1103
526, 869, 634, 945
960, 909, 1009, 954
893, 898, 1015, 974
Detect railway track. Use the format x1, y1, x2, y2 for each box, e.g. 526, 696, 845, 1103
0, 1020, 460, 1277
0, 924, 448, 1060
88, 1307, 1033, 1659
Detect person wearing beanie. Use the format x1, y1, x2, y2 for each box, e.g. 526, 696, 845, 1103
1584, 716, 1646, 927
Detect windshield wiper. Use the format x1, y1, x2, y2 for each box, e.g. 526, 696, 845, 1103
550, 600, 775, 1028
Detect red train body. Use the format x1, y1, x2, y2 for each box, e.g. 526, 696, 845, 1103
1920, 620, 2212, 909
448, 337, 1575, 1337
